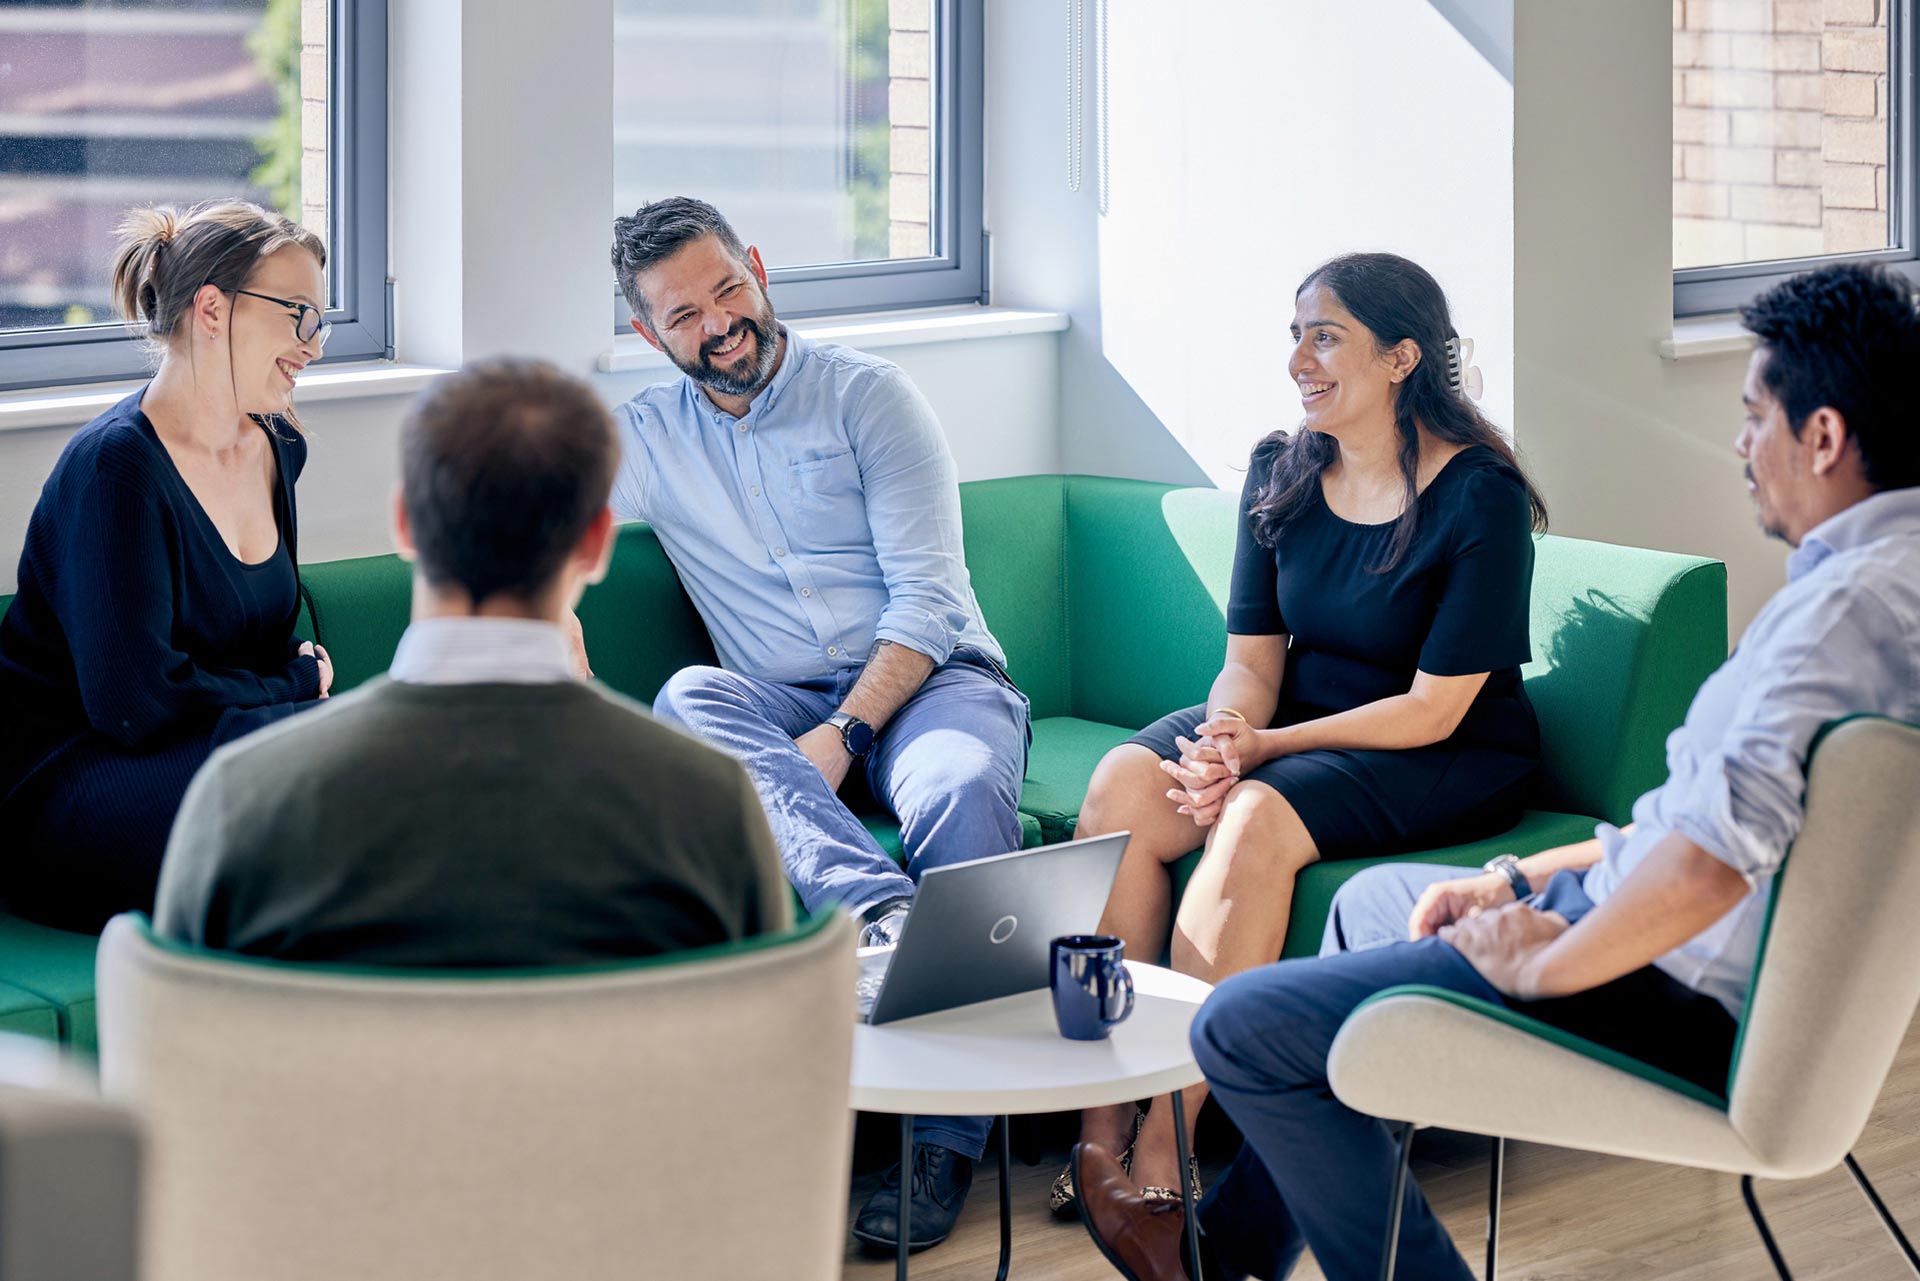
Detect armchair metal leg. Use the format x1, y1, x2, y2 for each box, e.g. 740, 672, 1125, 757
1485, 1136, 1503, 1281
1843, 1153, 1920, 1274
1741, 1175, 1795, 1280
1379, 1121, 1415, 1281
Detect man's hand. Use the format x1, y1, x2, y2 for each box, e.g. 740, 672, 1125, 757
564, 610, 593, 680
1409, 871, 1517, 940
796, 723, 854, 793
1438, 903, 1572, 1000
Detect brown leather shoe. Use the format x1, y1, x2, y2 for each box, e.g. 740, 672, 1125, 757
1072, 1141, 1191, 1281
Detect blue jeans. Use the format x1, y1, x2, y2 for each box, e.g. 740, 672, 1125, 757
653, 648, 1031, 1161
1188, 863, 1737, 1281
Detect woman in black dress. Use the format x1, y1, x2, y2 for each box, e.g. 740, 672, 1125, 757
0, 202, 333, 930
1053, 253, 1548, 1212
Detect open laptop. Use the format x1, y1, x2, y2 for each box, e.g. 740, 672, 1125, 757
859, 831, 1130, 1025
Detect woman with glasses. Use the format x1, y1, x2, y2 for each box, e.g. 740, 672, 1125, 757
0, 201, 333, 931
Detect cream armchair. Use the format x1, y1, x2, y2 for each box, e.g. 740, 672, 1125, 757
1329, 716, 1920, 1280
96, 910, 855, 1281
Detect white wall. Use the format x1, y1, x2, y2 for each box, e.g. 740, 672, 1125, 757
1514, 2, 1781, 634
988, 0, 1515, 493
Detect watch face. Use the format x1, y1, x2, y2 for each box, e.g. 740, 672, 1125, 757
843, 719, 877, 756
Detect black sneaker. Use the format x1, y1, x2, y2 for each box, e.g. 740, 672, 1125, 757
850, 1142, 975, 1253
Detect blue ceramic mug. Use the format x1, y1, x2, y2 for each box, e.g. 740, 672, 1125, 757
1050, 934, 1136, 1040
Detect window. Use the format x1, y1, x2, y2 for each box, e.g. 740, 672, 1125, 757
611, 0, 984, 325
1673, 0, 1916, 315
0, 0, 389, 392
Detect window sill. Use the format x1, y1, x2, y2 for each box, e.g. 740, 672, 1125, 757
0, 361, 452, 434
1658, 314, 1754, 363
597, 304, 1071, 374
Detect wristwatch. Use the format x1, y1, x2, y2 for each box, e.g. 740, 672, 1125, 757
1483, 854, 1530, 901
827, 712, 876, 758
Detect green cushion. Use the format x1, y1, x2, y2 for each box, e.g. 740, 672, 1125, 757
297, 553, 411, 693
1021, 717, 1139, 844
575, 525, 720, 704
856, 811, 1044, 863
1355, 983, 1729, 1108
958, 477, 1071, 719
1523, 538, 1726, 822
0, 981, 60, 1044
0, 916, 100, 1053
1062, 479, 1238, 731
1168, 809, 1604, 959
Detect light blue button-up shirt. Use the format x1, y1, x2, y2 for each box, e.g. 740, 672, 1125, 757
1581, 486, 1920, 1016
609, 327, 1004, 685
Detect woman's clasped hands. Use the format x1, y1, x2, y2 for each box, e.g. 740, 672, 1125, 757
1161, 713, 1264, 826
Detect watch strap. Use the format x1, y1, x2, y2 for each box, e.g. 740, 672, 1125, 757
1484, 854, 1530, 901
827, 712, 874, 757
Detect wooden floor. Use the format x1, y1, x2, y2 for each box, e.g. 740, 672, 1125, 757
842, 1012, 1920, 1280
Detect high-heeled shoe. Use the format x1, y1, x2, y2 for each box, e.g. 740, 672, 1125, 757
1137, 1153, 1204, 1208
1048, 1107, 1145, 1218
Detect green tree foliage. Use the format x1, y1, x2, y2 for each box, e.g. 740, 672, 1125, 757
847, 0, 892, 261
249, 0, 304, 218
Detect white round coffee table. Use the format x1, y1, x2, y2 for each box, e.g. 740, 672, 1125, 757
850, 961, 1214, 1279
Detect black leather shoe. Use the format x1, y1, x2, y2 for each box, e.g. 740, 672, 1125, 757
850, 1142, 975, 1253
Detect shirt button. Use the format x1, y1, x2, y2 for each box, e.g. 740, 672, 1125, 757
827, 646, 839, 657
750, 486, 761, 497
736, 423, 747, 433
773, 547, 787, 557
800, 587, 812, 597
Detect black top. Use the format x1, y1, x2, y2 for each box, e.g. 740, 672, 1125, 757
0, 388, 319, 803
1228, 438, 1537, 755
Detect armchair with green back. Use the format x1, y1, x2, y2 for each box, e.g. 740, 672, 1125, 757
1330, 715, 1920, 1280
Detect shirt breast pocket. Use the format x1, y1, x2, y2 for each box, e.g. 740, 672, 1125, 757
786, 450, 864, 535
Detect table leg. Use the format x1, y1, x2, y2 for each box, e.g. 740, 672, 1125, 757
899, 1112, 913, 1281
996, 1116, 1013, 1281
1171, 1090, 1204, 1281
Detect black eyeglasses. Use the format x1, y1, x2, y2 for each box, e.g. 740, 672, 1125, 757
233, 289, 332, 347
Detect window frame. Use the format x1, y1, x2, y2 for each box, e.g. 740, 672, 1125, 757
612, 0, 986, 334
0, 0, 391, 394
1674, 0, 1919, 317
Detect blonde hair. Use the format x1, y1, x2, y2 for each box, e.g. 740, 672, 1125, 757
109, 200, 327, 342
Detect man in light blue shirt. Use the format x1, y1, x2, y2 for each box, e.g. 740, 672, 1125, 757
1071, 263, 1920, 1281
606, 198, 1029, 1253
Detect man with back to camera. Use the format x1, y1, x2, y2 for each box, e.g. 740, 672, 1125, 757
1070, 262, 1920, 1281
155, 357, 791, 964
604, 197, 1030, 1253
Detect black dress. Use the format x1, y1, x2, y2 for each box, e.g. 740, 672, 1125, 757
1129, 438, 1540, 858
0, 389, 321, 930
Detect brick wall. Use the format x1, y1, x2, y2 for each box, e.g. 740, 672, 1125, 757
888, 0, 932, 259
1674, 0, 1890, 268
299, 0, 328, 238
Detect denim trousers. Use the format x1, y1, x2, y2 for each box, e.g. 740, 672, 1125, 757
1188, 862, 1737, 1281
653, 648, 1031, 1161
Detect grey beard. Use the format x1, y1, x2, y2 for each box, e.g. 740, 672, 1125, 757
683, 317, 780, 398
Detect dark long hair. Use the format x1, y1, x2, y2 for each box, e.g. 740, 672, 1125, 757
1249, 253, 1547, 570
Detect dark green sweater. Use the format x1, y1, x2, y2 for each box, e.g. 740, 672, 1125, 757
154, 677, 792, 965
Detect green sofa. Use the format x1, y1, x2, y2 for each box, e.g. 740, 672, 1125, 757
0, 474, 1727, 1053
